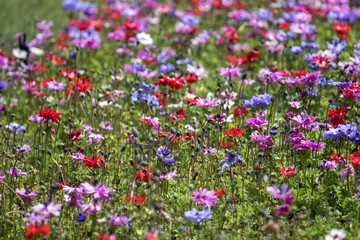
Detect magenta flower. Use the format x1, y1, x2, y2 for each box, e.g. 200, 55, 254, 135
197, 96, 219, 107
220, 65, 241, 79
191, 188, 218, 207
292, 112, 319, 130
81, 201, 103, 215
80, 180, 115, 200
277, 204, 290, 215
266, 183, 294, 204
204, 147, 217, 155
16, 188, 37, 197
16, 144, 31, 153
100, 121, 113, 130
109, 215, 129, 226
88, 132, 105, 144
293, 140, 325, 151
160, 170, 177, 181
6, 167, 28, 176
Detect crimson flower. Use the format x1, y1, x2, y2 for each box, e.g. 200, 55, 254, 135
280, 166, 297, 177
214, 187, 226, 196
350, 153, 360, 168
25, 223, 50, 239
221, 141, 234, 148
224, 127, 244, 137
38, 107, 62, 123
328, 107, 348, 128
136, 167, 154, 182
170, 108, 187, 121
125, 194, 146, 205
69, 130, 82, 141
83, 156, 105, 168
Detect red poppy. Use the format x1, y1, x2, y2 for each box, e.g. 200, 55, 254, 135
145, 233, 158, 240
221, 141, 234, 147
66, 76, 93, 95
328, 107, 348, 128
125, 194, 147, 205
313, 56, 328, 69
215, 187, 226, 196
224, 127, 244, 137
233, 107, 248, 118
333, 23, 351, 40
69, 130, 82, 141
330, 154, 347, 164
154, 75, 184, 89
38, 107, 62, 123
185, 73, 198, 84
136, 167, 154, 182
25, 223, 50, 239
350, 153, 360, 168
59, 68, 77, 81
98, 233, 118, 240
32, 64, 47, 72
170, 108, 187, 121
184, 97, 199, 106
83, 156, 105, 168
280, 166, 297, 177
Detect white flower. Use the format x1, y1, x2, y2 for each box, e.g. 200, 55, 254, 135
325, 229, 346, 240
12, 48, 27, 59
30, 47, 44, 56
137, 32, 153, 45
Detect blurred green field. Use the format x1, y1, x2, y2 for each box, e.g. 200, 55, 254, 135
0, 0, 70, 50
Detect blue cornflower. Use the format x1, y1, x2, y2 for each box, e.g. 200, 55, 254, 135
160, 63, 175, 74
244, 93, 272, 108
141, 82, 157, 91
184, 208, 212, 223
5, 123, 26, 133
327, 37, 347, 54
163, 157, 175, 163
269, 130, 281, 135
0, 81, 7, 89
257, 8, 272, 20
219, 150, 243, 170
77, 213, 86, 222
301, 42, 320, 50
176, 57, 193, 65
280, 32, 296, 40
181, 16, 200, 26
290, 46, 303, 54
157, 146, 171, 156
133, 63, 147, 72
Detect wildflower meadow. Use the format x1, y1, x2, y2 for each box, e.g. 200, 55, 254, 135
2, 0, 360, 239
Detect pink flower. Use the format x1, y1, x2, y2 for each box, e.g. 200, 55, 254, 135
16, 188, 37, 197
196, 96, 219, 107
191, 188, 218, 207
288, 101, 302, 109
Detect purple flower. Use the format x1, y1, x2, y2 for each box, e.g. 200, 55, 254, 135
191, 188, 218, 207
220, 65, 241, 79
5, 122, 26, 133
47, 80, 66, 91
320, 160, 337, 169
219, 150, 243, 170
160, 170, 177, 180
293, 140, 325, 151
6, 167, 28, 176
290, 46, 303, 54
16, 144, 31, 153
88, 132, 104, 144
160, 63, 175, 73
110, 215, 129, 226
81, 201, 103, 215
77, 213, 86, 222
196, 96, 218, 107
184, 208, 212, 222
24, 201, 62, 224
244, 93, 272, 108
0, 81, 7, 89
204, 147, 217, 155
338, 164, 354, 183
16, 188, 37, 197
292, 112, 319, 130
267, 183, 294, 204
327, 37, 347, 54
100, 121, 113, 130
163, 157, 175, 163
133, 63, 147, 72
157, 146, 171, 156
277, 204, 290, 215
80, 180, 115, 200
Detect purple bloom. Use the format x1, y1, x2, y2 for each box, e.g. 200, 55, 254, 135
110, 215, 129, 226
5, 122, 26, 133
293, 140, 325, 151
88, 132, 104, 144
81, 201, 103, 215
290, 46, 303, 54
163, 156, 175, 163
157, 146, 171, 156
24, 201, 62, 224
204, 147, 217, 155
6, 167, 28, 176
133, 63, 147, 72
47, 80, 67, 91
338, 164, 354, 183
160, 63, 176, 73
160, 170, 177, 180
244, 93, 272, 108
292, 112, 319, 130
267, 183, 294, 204
80, 180, 115, 200
0, 81, 7, 89
196, 96, 218, 107
16, 188, 37, 197
100, 121, 113, 130
77, 213, 86, 222
219, 150, 243, 170
327, 37, 347, 54
184, 208, 212, 222
16, 144, 31, 153
320, 160, 337, 169
191, 188, 218, 207
220, 65, 241, 79
277, 204, 290, 215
